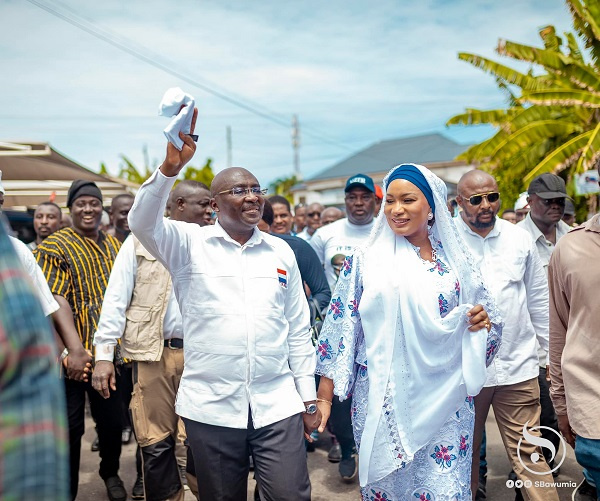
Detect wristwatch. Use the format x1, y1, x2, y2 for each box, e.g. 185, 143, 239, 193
305, 403, 318, 415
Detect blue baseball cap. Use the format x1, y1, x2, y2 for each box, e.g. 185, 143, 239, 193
345, 173, 375, 193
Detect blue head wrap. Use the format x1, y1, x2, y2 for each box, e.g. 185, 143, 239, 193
385, 164, 435, 211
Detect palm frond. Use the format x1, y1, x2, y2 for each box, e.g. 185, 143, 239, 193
490, 120, 583, 163
446, 108, 515, 126
524, 131, 593, 182
457, 53, 544, 90
521, 89, 600, 107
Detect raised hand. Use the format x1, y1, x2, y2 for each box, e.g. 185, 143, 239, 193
160, 107, 199, 177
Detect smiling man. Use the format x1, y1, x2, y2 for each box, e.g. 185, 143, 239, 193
128, 112, 319, 501
455, 170, 558, 501
34, 180, 125, 501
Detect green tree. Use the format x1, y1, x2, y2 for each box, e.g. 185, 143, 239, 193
447, 1, 600, 207
100, 145, 214, 187
269, 175, 299, 204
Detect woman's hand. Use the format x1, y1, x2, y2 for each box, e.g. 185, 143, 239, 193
316, 377, 334, 433
467, 304, 491, 332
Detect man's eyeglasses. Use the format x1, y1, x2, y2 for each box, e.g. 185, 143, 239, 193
539, 197, 566, 207
464, 192, 500, 206
307, 212, 321, 218
217, 187, 268, 197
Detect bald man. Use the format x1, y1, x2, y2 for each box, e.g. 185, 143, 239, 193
320, 207, 344, 226
455, 170, 558, 501
128, 112, 319, 501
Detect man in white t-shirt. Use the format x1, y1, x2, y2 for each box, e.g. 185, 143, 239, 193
309, 173, 377, 482
310, 174, 376, 291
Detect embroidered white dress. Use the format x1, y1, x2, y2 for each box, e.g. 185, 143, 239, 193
317, 237, 497, 501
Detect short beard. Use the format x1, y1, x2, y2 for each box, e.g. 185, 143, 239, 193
472, 217, 496, 229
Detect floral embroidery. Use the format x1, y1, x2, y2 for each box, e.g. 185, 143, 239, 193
338, 337, 346, 353
317, 339, 334, 362
358, 364, 368, 380
438, 294, 449, 316
429, 258, 449, 276
349, 298, 359, 317
459, 434, 469, 457
430, 444, 457, 469
342, 255, 353, 277
329, 297, 345, 320
466, 396, 474, 410
369, 489, 390, 500
455, 280, 460, 299
414, 492, 433, 501
486, 335, 499, 364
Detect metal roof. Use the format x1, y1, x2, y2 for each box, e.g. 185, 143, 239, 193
308, 133, 469, 181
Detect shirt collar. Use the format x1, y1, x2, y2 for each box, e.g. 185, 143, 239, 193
208, 220, 266, 248
520, 212, 571, 241
583, 213, 600, 234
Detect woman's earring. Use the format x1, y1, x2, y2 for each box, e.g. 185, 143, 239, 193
427, 211, 434, 221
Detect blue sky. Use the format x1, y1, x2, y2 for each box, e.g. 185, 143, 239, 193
0, 0, 573, 186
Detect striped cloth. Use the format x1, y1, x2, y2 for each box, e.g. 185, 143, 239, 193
34, 227, 121, 351
0, 221, 69, 500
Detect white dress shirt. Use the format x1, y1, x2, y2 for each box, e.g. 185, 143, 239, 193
518, 212, 570, 367
128, 169, 316, 429
94, 235, 183, 362
11, 236, 59, 317
518, 213, 571, 272
455, 217, 549, 387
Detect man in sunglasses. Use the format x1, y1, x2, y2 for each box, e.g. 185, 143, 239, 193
128, 109, 319, 501
297, 202, 324, 241
455, 170, 559, 501
518, 173, 578, 488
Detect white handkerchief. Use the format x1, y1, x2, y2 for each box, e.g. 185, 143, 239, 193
158, 87, 195, 151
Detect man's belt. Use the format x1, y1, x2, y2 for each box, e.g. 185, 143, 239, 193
164, 338, 184, 349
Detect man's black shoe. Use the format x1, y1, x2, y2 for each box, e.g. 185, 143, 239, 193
104, 476, 127, 501
339, 457, 357, 482
131, 475, 144, 500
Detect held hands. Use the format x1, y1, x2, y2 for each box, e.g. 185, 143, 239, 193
91, 361, 117, 399
64, 348, 93, 382
467, 304, 491, 332
160, 107, 199, 177
316, 399, 332, 433
303, 402, 322, 442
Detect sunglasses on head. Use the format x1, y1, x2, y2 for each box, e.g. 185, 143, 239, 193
465, 192, 500, 206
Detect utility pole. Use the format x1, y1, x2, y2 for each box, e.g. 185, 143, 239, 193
292, 114, 301, 180
226, 126, 232, 168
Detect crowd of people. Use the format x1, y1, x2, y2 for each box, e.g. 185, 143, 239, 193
0, 109, 598, 501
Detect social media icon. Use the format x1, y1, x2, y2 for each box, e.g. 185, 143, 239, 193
506, 480, 514, 488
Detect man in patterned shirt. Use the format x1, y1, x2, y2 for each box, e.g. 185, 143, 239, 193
35, 180, 125, 501
0, 218, 69, 500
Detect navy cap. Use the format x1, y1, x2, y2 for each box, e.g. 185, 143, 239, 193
345, 173, 375, 193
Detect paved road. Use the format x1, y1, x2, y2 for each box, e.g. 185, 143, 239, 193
79, 409, 583, 500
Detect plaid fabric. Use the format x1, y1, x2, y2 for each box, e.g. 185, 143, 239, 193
34, 227, 121, 351
0, 223, 68, 500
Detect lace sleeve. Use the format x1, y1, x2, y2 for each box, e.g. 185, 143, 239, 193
315, 252, 364, 400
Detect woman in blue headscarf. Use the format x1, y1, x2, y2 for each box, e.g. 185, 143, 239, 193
315, 164, 502, 500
